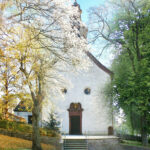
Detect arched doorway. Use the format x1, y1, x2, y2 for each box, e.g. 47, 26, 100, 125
68, 103, 83, 135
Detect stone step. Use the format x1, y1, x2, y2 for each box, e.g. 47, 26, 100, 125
64, 149, 87, 150
64, 149, 88, 150
64, 139, 88, 150
64, 148, 88, 149
64, 140, 87, 143
64, 145, 88, 148
64, 144, 87, 146
64, 147, 87, 148
64, 142, 87, 144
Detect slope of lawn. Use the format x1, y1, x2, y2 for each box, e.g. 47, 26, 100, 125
0, 134, 55, 150
121, 140, 150, 148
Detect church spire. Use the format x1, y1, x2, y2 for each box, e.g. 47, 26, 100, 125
73, 0, 82, 18
72, 0, 88, 39
73, 0, 77, 6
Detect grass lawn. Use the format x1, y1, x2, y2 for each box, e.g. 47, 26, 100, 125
0, 134, 55, 150
121, 140, 150, 148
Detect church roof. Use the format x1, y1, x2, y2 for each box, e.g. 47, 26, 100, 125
86, 51, 114, 77
14, 101, 32, 112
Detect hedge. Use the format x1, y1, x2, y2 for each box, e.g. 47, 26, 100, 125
0, 120, 59, 137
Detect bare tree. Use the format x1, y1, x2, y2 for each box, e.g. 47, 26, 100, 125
0, 0, 90, 149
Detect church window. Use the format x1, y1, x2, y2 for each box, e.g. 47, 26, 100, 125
84, 88, 91, 95
61, 88, 67, 94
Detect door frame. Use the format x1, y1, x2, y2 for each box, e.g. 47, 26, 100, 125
68, 103, 83, 135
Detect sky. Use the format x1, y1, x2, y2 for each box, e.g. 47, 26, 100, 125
76, 0, 113, 67
77, 0, 106, 23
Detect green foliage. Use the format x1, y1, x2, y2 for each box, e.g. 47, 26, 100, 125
40, 128, 59, 137
111, 48, 150, 133
121, 140, 150, 148
0, 120, 32, 133
91, 0, 150, 145
0, 120, 59, 137
43, 112, 60, 133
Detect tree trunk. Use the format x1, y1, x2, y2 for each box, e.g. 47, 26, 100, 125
4, 76, 9, 120
4, 100, 8, 119
32, 99, 42, 150
141, 130, 148, 146
141, 114, 148, 146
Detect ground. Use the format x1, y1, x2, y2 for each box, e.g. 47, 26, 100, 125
121, 140, 150, 148
0, 134, 55, 150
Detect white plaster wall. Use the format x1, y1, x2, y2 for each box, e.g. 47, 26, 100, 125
14, 112, 32, 123
42, 60, 112, 135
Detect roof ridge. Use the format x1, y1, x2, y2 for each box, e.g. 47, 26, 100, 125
86, 51, 113, 77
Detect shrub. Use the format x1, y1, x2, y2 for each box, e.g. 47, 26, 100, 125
0, 120, 32, 133
0, 113, 2, 120
46, 129, 59, 137
40, 128, 47, 136
17, 123, 32, 133
40, 128, 59, 137
0, 120, 59, 137
0, 120, 9, 129
42, 112, 60, 133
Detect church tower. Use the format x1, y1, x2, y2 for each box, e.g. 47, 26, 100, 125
72, 0, 88, 39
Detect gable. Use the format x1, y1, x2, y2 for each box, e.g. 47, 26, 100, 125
86, 51, 113, 77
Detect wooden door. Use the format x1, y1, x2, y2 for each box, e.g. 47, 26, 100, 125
68, 103, 83, 135
70, 116, 81, 135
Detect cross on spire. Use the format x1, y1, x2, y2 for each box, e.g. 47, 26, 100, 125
73, 0, 79, 7
73, 0, 78, 6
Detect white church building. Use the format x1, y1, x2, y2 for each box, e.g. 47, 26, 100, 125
14, 1, 114, 136
42, 51, 113, 135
